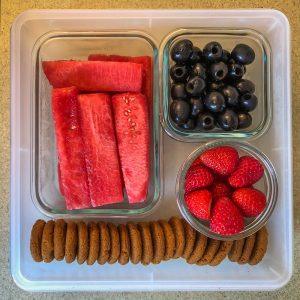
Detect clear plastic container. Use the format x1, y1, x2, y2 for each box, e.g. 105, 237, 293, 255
10, 9, 292, 292
31, 31, 162, 217
176, 140, 278, 241
161, 28, 272, 142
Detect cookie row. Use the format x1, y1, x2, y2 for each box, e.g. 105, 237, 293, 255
30, 217, 268, 266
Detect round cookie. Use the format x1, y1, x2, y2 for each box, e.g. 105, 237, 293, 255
159, 220, 175, 261
238, 233, 256, 265
186, 233, 207, 264
182, 220, 197, 259
65, 221, 78, 264
77, 221, 89, 264
168, 217, 185, 258
138, 222, 153, 265
209, 241, 233, 266
107, 223, 120, 264
53, 219, 66, 261
150, 221, 165, 264
87, 222, 99, 265
249, 227, 268, 265
41, 220, 55, 263
127, 222, 142, 264
228, 239, 245, 262
118, 224, 130, 265
30, 219, 46, 262
197, 239, 221, 266
98, 221, 110, 265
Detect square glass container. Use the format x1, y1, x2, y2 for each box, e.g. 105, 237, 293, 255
31, 31, 162, 217
161, 28, 272, 142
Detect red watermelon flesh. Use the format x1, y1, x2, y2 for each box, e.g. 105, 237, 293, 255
52, 87, 91, 210
112, 93, 150, 203
88, 54, 152, 105
43, 61, 143, 92
78, 93, 124, 207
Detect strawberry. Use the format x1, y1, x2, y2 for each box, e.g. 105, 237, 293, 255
228, 156, 264, 188
212, 182, 232, 200
200, 146, 239, 176
190, 155, 202, 167
185, 189, 212, 220
210, 197, 244, 235
185, 165, 214, 194
232, 188, 266, 217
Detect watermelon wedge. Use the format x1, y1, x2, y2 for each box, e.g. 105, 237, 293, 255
43, 61, 143, 92
88, 54, 152, 105
112, 93, 150, 203
78, 93, 124, 207
52, 87, 91, 210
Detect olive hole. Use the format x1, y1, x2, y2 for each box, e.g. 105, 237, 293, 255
188, 83, 194, 90
216, 70, 224, 78
204, 118, 212, 125
212, 47, 218, 54
175, 69, 183, 76
236, 68, 242, 76
244, 94, 251, 100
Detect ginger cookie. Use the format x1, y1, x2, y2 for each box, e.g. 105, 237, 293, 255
159, 220, 175, 261
65, 221, 78, 264
127, 222, 142, 264
197, 239, 221, 265
186, 233, 207, 264
53, 219, 66, 261
98, 221, 110, 265
182, 220, 197, 259
249, 227, 268, 265
228, 239, 245, 262
41, 220, 55, 263
107, 223, 120, 264
238, 233, 256, 265
150, 221, 165, 264
30, 219, 46, 262
168, 217, 185, 258
209, 241, 233, 266
138, 222, 153, 265
86, 222, 99, 265
118, 224, 130, 265
77, 221, 89, 264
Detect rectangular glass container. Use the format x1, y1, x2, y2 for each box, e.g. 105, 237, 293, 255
161, 28, 272, 141
31, 31, 162, 217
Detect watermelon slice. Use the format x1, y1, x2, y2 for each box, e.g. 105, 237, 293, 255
112, 93, 150, 203
88, 54, 152, 105
52, 87, 91, 210
43, 61, 143, 92
78, 93, 124, 207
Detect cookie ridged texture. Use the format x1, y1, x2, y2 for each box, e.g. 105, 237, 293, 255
53, 219, 66, 261
168, 217, 185, 258
87, 222, 99, 265
65, 221, 78, 264
41, 220, 55, 263
150, 221, 165, 264
118, 224, 130, 265
158, 220, 175, 261
138, 222, 153, 265
30, 220, 46, 262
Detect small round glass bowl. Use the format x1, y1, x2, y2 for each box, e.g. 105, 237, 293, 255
176, 140, 278, 241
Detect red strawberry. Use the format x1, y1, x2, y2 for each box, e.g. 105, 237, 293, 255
185, 189, 212, 220
200, 146, 239, 176
228, 156, 264, 188
232, 188, 266, 217
185, 165, 214, 194
212, 182, 232, 200
191, 155, 202, 167
210, 197, 244, 235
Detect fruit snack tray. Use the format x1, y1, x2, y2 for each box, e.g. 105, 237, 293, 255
10, 9, 292, 291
